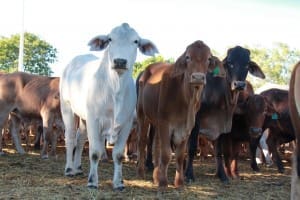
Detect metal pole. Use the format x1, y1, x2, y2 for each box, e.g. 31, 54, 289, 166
18, 0, 25, 72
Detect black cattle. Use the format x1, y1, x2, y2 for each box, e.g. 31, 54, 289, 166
185, 46, 265, 183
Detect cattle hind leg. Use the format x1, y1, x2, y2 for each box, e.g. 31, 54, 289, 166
73, 120, 88, 175
61, 104, 77, 176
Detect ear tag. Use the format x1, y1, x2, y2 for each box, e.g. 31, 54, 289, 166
272, 113, 279, 120
213, 66, 220, 76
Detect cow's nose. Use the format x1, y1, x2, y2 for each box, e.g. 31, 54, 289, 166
249, 127, 262, 138
113, 58, 127, 69
231, 81, 246, 91
190, 72, 206, 85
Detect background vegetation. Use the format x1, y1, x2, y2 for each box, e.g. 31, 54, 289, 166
0, 32, 57, 76
1, 32, 299, 88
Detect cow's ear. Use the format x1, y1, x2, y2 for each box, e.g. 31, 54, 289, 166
249, 61, 265, 79
88, 35, 110, 51
138, 39, 159, 56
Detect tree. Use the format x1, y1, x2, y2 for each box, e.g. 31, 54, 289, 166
0, 32, 57, 76
247, 43, 300, 89
133, 55, 174, 78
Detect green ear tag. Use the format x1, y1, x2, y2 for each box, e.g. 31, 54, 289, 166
213, 66, 220, 76
272, 113, 279, 120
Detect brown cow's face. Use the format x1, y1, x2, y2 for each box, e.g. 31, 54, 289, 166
245, 95, 267, 138
182, 40, 211, 86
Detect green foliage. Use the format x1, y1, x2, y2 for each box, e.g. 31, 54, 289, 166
246, 43, 300, 89
0, 32, 57, 76
133, 55, 174, 78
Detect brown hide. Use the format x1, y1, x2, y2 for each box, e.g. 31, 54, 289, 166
0, 72, 61, 158
289, 62, 300, 200
137, 41, 212, 189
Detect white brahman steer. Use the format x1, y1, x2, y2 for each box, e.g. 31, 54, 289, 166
60, 23, 158, 190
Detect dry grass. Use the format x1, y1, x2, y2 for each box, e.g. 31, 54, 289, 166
0, 144, 292, 200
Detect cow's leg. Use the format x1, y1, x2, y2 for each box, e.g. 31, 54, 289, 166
9, 114, 26, 154
267, 138, 284, 173
152, 128, 160, 185
33, 125, 43, 150
0, 109, 11, 155
222, 136, 232, 178
145, 125, 155, 171
111, 119, 133, 190
40, 112, 54, 159
250, 137, 260, 171
49, 127, 58, 157
86, 117, 101, 188
215, 135, 229, 183
158, 124, 171, 190
230, 142, 240, 179
73, 119, 87, 175
61, 105, 77, 176
185, 112, 200, 182
185, 110, 200, 182
174, 137, 188, 188
137, 118, 150, 178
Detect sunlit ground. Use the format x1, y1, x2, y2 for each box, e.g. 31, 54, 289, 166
0, 142, 293, 200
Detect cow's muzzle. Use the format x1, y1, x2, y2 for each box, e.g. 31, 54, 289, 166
113, 58, 128, 70
249, 127, 262, 138
190, 72, 206, 85
231, 81, 246, 91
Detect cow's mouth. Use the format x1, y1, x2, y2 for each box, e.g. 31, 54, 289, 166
113, 65, 128, 70
190, 72, 206, 86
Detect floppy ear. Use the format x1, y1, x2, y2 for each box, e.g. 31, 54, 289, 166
138, 39, 159, 56
249, 61, 265, 79
88, 35, 110, 51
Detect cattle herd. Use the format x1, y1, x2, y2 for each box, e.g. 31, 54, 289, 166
0, 23, 299, 198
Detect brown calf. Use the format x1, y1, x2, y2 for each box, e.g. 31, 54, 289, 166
137, 41, 213, 189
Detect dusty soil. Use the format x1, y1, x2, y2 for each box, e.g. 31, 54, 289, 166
0, 143, 293, 200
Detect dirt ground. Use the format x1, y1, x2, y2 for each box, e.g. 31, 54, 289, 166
0, 143, 293, 200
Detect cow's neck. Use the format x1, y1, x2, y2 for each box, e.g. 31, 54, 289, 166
182, 73, 202, 129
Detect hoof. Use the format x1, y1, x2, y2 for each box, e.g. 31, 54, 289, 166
114, 186, 125, 192
65, 168, 75, 177
41, 155, 49, 159
87, 184, 98, 189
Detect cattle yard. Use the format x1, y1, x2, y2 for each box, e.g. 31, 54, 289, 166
0, 142, 292, 200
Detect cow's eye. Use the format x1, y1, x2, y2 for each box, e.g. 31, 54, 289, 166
134, 40, 139, 44
108, 38, 112, 42
185, 55, 191, 62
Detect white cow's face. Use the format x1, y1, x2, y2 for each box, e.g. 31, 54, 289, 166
88, 23, 158, 75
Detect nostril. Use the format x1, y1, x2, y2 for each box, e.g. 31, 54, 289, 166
114, 58, 127, 66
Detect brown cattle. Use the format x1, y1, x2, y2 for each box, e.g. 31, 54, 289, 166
137, 41, 213, 189
0, 72, 61, 158
289, 61, 300, 199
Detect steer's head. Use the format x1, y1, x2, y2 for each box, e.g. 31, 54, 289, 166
236, 94, 269, 138
174, 40, 212, 90
223, 46, 265, 91
88, 23, 158, 75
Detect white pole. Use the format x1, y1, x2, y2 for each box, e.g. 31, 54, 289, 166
18, 0, 25, 72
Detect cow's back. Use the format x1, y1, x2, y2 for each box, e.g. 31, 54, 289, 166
0, 72, 36, 108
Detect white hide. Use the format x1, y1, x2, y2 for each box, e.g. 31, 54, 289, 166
60, 23, 158, 189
